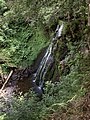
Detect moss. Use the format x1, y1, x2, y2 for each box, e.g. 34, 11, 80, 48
0, 24, 49, 68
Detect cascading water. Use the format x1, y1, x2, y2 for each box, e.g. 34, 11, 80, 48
32, 24, 64, 96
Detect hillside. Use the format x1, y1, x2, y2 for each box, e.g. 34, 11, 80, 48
0, 0, 90, 120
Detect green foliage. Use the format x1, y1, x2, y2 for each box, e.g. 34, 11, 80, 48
0, 0, 89, 120
0, 0, 7, 15
0, 0, 88, 67
0, 53, 87, 119
0, 10, 49, 67
0, 74, 85, 120
0, 114, 6, 120
8, 25, 49, 67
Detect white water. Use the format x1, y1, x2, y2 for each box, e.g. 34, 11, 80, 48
33, 24, 64, 88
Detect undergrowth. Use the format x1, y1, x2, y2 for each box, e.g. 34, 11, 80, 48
0, 0, 90, 120
0, 23, 49, 68
0, 52, 88, 120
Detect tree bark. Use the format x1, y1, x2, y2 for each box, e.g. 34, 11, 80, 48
0, 70, 13, 94
87, 0, 90, 50
88, 0, 90, 26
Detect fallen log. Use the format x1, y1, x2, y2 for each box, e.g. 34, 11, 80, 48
0, 70, 13, 94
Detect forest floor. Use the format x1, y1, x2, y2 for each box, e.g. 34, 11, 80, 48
47, 91, 90, 120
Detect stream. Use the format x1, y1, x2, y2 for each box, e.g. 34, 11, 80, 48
32, 24, 64, 96
0, 24, 64, 101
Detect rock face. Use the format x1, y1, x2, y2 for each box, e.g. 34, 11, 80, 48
45, 37, 68, 82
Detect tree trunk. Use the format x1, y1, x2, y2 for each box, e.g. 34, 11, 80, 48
88, 0, 90, 26
87, 0, 90, 50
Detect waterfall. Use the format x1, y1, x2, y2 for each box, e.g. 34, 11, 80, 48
32, 24, 64, 96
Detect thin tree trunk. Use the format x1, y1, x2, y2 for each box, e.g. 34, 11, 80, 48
88, 0, 90, 26
87, 0, 90, 49
0, 70, 13, 94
